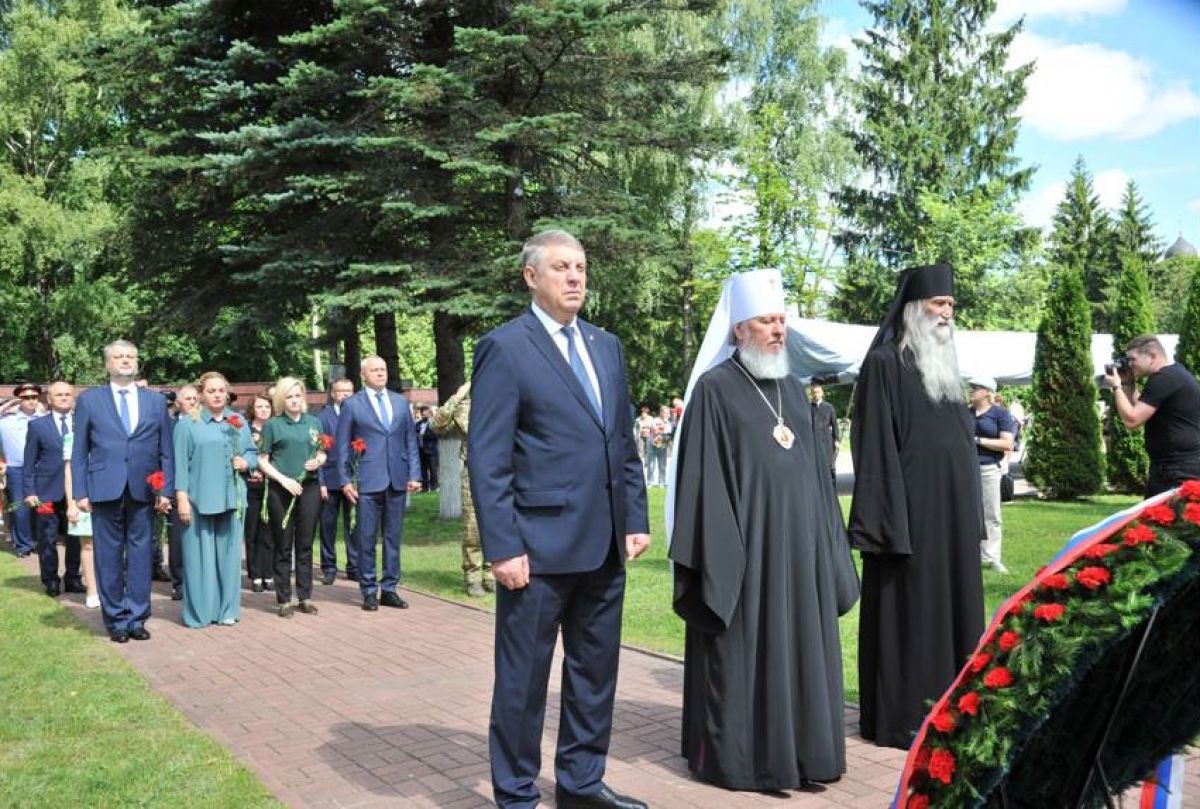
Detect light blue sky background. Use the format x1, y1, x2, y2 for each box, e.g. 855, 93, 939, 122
820, 0, 1200, 251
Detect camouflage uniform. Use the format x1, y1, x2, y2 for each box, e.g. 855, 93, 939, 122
431, 383, 493, 591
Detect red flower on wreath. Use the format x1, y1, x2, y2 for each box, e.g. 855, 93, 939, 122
984, 667, 1013, 689
1123, 523, 1156, 547
1034, 603, 1066, 622
1141, 504, 1175, 526
1177, 479, 1200, 500
318, 433, 334, 451
999, 630, 1021, 652
970, 652, 993, 673
957, 691, 980, 715
1076, 566, 1112, 590
36, 501, 55, 515
1183, 502, 1200, 526
906, 794, 930, 809
928, 749, 956, 784
1041, 572, 1070, 590
912, 745, 931, 773
350, 437, 367, 454
146, 470, 165, 492
931, 707, 956, 733
227, 413, 244, 430
1083, 542, 1119, 559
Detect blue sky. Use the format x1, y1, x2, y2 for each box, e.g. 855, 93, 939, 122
820, 0, 1200, 252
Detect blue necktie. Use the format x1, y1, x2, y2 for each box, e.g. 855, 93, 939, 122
118, 390, 132, 435
376, 391, 390, 430
562, 325, 601, 418
60, 415, 69, 438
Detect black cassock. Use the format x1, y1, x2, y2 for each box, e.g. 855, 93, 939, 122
848, 341, 985, 749
670, 356, 858, 789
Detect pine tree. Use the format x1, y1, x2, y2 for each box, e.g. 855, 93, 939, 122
1048, 156, 1116, 331
1104, 252, 1154, 492
832, 0, 1033, 321
1113, 180, 1162, 268
1174, 260, 1200, 377
1025, 265, 1104, 499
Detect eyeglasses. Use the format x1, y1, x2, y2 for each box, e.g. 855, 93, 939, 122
18, 395, 39, 400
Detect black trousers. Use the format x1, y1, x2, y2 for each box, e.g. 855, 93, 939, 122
268, 478, 320, 603
243, 484, 272, 581
35, 499, 81, 588
420, 450, 438, 490
1146, 454, 1200, 497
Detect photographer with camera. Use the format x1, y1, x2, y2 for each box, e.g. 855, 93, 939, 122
1104, 334, 1200, 496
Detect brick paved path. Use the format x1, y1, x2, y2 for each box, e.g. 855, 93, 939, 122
39, 563, 1200, 808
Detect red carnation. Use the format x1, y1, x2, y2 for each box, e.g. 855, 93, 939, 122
1075, 566, 1112, 590
931, 707, 956, 733
318, 433, 334, 450
957, 691, 980, 716
999, 630, 1021, 652
1141, 504, 1175, 526
906, 794, 930, 809
36, 501, 55, 515
1123, 524, 1156, 547
227, 414, 244, 430
1178, 479, 1200, 500
928, 748, 956, 784
1041, 573, 1070, 590
1184, 502, 1200, 526
913, 745, 931, 772
1083, 543, 1119, 559
146, 470, 165, 492
969, 652, 993, 673
1034, 603, 1066, 622
350, 437, 367, 454
984, 667, 1013, 689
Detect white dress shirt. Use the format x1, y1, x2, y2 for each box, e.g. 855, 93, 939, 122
531, 301, 603, 412
110, 382, 139, 433
366, 386, 394, 427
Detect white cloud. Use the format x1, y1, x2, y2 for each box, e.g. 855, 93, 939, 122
993, 0, 1125, 27
1019, 169, 1129, 230
1009, 32, 1200, 141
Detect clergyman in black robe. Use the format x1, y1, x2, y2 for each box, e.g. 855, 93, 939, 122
848, 263, 985, 750
670, 292, 858, 790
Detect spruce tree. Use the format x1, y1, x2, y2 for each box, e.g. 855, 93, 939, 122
1174, 260, 1200, 377
1104, 252, 1154, 492
1048, 156, 1117, 331
1025, 265, 1104, 499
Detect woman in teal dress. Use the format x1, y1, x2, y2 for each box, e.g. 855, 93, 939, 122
174, 371, 258, 628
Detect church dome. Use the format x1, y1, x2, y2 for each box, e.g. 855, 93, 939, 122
1164, 235, 1198, 259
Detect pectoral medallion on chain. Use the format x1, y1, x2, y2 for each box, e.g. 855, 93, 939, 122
772, 421, 794, 450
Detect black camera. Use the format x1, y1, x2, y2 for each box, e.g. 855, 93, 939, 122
1105, 356, 1131, 376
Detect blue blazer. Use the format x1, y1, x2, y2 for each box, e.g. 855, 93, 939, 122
467, 308, 648, 574
71, 386, 175, 503
23, 414, 65, 502
334, 388, 420, 493
317, 404, 341, 487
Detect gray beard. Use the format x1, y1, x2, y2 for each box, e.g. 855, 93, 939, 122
738, 343, 790, 380
898, 301, 963, 404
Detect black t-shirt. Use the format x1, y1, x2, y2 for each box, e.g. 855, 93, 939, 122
974, 404, 1016, 466
1139, 363, 1200, 461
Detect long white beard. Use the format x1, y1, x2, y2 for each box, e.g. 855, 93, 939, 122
898, 301, 963, 404
739, 342, 790, 380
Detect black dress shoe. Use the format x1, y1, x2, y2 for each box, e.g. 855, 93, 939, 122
64, 580, 87, 594
361, 593, 378, 611
171, 587, 183, 601
346, 571, 360, 582
320, 571, 336, 586
44, 582, 61, 597
554, 784, 647, 809
151, 567, 170, 582
128, 626, 151, 641
110, 631, 129, 644
379, 591, 408, 609
251, 580, 264, 593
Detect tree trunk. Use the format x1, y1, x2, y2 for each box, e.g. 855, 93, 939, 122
344, 318, 362, 389
433, 311, 466, 403
438, 438, 463, 519
373, 311, 400, 390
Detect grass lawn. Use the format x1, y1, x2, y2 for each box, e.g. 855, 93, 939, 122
397, 489, 1142, 702
0, 552, 278, 808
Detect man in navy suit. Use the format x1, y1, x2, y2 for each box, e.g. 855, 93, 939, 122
23, 381, 83, 597
468, 230, 650, 809
318, 376, 358, 585
336, 356, 421, 611
72, 340, 174, 643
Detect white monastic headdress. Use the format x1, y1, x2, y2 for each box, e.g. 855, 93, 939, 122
665, 269, 787, 546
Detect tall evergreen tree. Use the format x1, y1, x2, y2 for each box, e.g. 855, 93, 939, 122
1174, 259, 1200, 377
831, 0, 1033, 322
1047, 156, 1116, 331
1025, 265, 1104, 499
1113, 179, 1162, 268
1104, 252, 1154, 492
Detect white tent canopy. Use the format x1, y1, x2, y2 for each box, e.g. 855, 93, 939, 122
787, 316, 1179, 386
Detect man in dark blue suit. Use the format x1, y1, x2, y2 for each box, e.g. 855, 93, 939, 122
23, 381, 83, 597
335, 356, 421, 611
468, 230, 650, 809
318, 376, 358, 586
72, 340, 174, 643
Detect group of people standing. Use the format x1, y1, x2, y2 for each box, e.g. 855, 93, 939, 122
633, 403, 680, 487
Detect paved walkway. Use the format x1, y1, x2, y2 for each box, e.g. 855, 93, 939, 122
24, 556, 1200, 808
